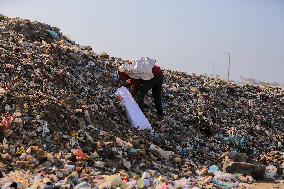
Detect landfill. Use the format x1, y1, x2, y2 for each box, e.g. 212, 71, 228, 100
0, 15, 283, 188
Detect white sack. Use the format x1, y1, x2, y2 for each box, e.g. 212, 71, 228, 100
118, 57, 155, 80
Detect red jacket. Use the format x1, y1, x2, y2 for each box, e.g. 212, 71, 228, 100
118, 65, 163, 95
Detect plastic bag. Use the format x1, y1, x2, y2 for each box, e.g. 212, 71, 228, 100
47, 30, 59, 40
265, 165, 277, 179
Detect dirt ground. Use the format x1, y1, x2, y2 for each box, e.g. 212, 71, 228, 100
248, 180, 284, 189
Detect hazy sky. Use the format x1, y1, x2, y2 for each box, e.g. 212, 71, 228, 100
1, 0, 284, 83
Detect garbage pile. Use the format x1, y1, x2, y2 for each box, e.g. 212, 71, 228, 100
0, 15, 283, 188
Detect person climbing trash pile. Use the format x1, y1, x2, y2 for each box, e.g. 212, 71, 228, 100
118, 57, 164, 120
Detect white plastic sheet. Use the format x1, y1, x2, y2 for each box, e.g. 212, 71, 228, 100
115, 87, 152, 130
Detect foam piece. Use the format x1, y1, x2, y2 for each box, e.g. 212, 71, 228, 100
115, 87, 152, 130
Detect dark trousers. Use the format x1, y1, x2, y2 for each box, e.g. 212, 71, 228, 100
0, 128, 4, 143
136, 75, 163, 116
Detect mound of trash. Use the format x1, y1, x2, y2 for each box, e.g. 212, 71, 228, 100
0, 15, 283, 188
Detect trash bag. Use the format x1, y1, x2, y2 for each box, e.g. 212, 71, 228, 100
118, 57, 155, 80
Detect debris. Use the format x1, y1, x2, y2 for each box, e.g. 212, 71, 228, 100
0, 15, 283, 187
223, 161, 266, 179
265, 165, 277, 179
73, 149, 87, 161
149, 143, 173, 160
208, 165, 219, 174
47, 30, 59, 40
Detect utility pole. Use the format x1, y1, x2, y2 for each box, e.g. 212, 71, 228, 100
211, 62, 215, 77
224, 52, 231, 80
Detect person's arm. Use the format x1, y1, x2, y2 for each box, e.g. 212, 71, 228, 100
125, 79, 132, 89
118, 69, 142, 96
118, 70, 131, 81
130, 79, 143, 96
118, 71, 135, 91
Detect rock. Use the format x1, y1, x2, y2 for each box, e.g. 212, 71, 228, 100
4, 129, 13, 137
56, 171, 64, 178
93, 161, 105, 169
196, 168, 208, 176
0, 87, 6, 96
1, 153, 12, 161
75, 109, 83, 114
149, 144, 173, 160
123, 159, 131, 169
43, 177, 52, 184
227, 152, 248, 162
74, 181, 91, 189
98, 181, 111, 189
13, 118, 24, 126
64, 164, 76, 173
101, 175, 122, 186
223, 161, 265, 179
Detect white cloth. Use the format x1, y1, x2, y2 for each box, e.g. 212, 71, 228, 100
118, 57, 155, 80
115, 87, 152, 130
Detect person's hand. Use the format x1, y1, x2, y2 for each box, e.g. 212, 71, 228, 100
126, 79, 132, 84
116, 95, 123, 102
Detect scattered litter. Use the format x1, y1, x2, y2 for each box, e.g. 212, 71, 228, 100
0, 15, 282, 187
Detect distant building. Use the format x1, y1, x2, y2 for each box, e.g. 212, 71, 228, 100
240, 76, 283, 87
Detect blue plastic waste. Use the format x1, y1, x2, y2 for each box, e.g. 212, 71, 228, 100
112, 73, 118, 81
48, 30, 59, 40
129, 148, 138, 154
181, 148, 189, 158
208, 165, 219, 174
212, 178, 231, 189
